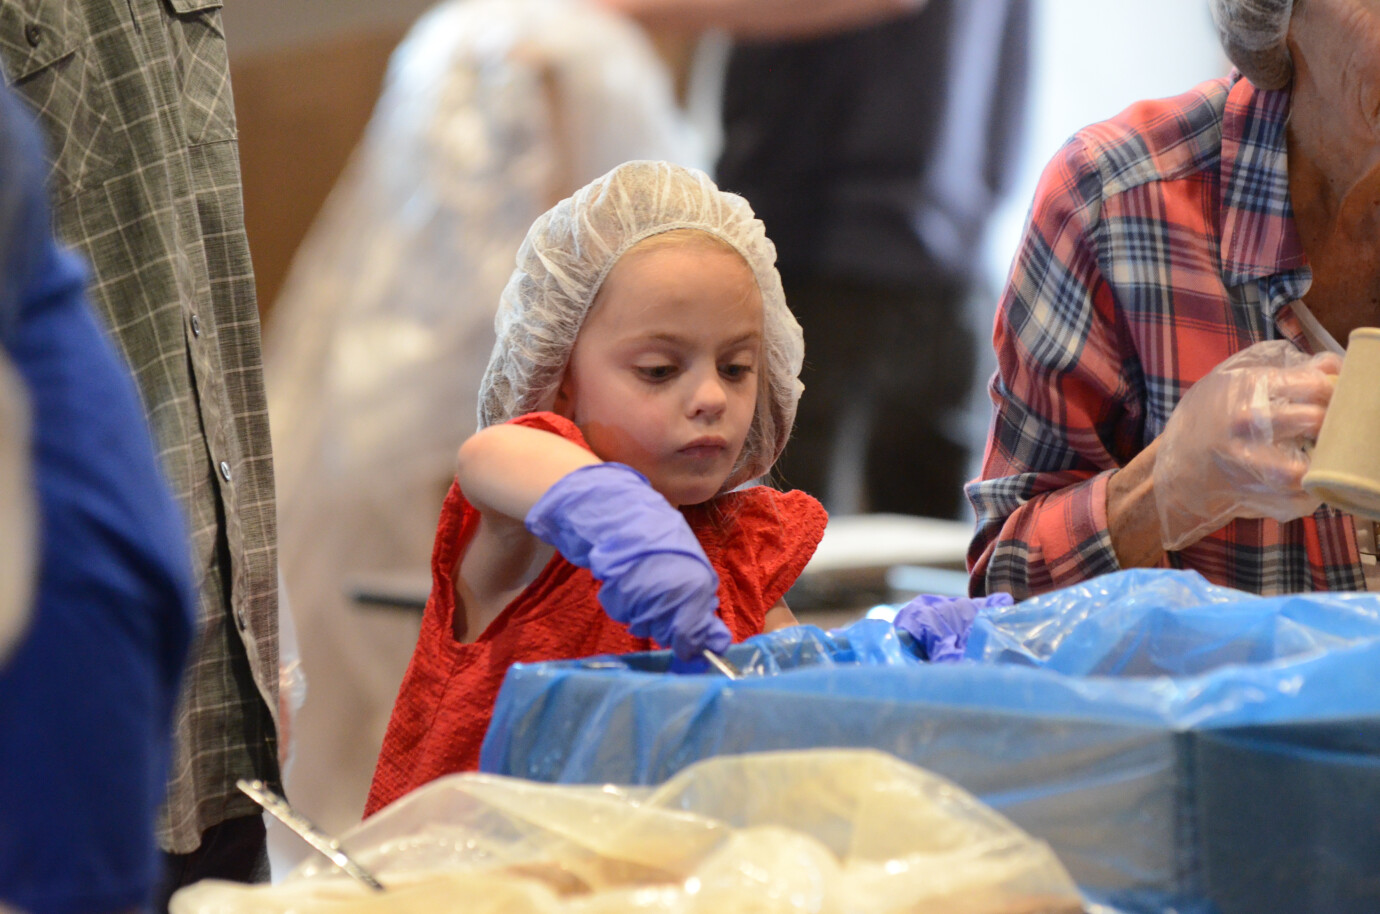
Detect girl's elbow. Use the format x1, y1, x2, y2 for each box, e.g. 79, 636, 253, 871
456, 426, 508, 480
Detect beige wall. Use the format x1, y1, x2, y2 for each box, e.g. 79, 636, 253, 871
224, 2, 438, 325
222, 0, 437, 57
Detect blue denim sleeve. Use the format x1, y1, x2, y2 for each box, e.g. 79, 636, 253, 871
0, 87, 194, 914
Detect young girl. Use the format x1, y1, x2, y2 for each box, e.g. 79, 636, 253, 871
366, 160, 826, 814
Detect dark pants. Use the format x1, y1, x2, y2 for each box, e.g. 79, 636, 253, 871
156, 814, 270, 912
773, 276, 975, 519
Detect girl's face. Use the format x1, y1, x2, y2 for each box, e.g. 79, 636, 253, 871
555, 237, 763, 507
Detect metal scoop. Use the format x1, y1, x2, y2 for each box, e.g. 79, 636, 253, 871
237, 778, 385, 891
702, 648, 742, 679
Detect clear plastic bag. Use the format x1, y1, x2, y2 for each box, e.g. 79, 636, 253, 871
170, 750, 1083, 913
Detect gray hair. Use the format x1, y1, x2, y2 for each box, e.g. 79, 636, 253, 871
1209, 0, 1294, 89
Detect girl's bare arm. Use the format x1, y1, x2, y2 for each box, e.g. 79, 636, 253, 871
453, 425, 602, 636
456, 424, 602, 522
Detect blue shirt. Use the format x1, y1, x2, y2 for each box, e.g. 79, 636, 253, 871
0, 87, 194, 914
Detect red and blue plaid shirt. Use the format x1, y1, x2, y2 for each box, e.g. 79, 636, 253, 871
967, 73, 1366, 599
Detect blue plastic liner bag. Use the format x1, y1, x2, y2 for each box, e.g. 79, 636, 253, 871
483, 569, 1380, 914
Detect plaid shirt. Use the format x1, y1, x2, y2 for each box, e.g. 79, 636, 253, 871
968, 73, 1366, 600
0, 1, 279, 851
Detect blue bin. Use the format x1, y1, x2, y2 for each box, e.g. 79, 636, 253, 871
482, 569, 1380, 914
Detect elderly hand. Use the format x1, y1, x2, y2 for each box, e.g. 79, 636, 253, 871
1153, 340, 1341, 551
893, 592, 1014, 662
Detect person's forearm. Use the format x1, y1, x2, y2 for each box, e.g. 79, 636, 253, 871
456, 424, 601, 521
596, 0, 927, 39
969, 471, 1122, 600
1105, 438, 1166, 568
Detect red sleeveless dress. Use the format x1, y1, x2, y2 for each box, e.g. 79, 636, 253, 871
366, 412, 827, 815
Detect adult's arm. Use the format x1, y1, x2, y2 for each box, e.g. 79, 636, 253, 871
594, 0, 928, 40
966, 133, 1158, 600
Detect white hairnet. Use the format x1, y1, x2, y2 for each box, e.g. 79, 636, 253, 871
1209, 0, 1293, 89
478, 159, 804, 489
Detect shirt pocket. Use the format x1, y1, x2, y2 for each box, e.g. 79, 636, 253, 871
161, 0, 235, 145
0, 2, 120, 201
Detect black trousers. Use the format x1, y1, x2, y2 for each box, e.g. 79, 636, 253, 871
772, 276, 975, 519
156, 814, 270, 912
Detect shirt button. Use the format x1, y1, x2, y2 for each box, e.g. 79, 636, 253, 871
236, 608, 248, 631
190, 314, 202, 337
219, 460, 232, 482
24, 24, 41, 47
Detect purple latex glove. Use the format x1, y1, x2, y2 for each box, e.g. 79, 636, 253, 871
894, 592, 1015, 662
526, 462, 732, 660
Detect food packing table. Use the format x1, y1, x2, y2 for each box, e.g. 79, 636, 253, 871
482, 569, 1380, 914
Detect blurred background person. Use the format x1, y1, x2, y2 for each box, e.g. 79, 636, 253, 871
261, 0, 707, 857
602, 0, 1032, 520
0, 84, 194, 914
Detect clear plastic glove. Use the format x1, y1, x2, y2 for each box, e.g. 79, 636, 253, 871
526, 462, 732, 660
893, 592, 1014, 662
274, 575, 308, 776
1154, 340, 1341, 551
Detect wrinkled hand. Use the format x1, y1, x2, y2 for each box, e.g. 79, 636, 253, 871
526, 462, 731, 660
894, 592, 1014, 662
1153, 340, 1340, 551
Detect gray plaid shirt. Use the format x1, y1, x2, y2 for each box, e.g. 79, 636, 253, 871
0, 0, 279, 852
